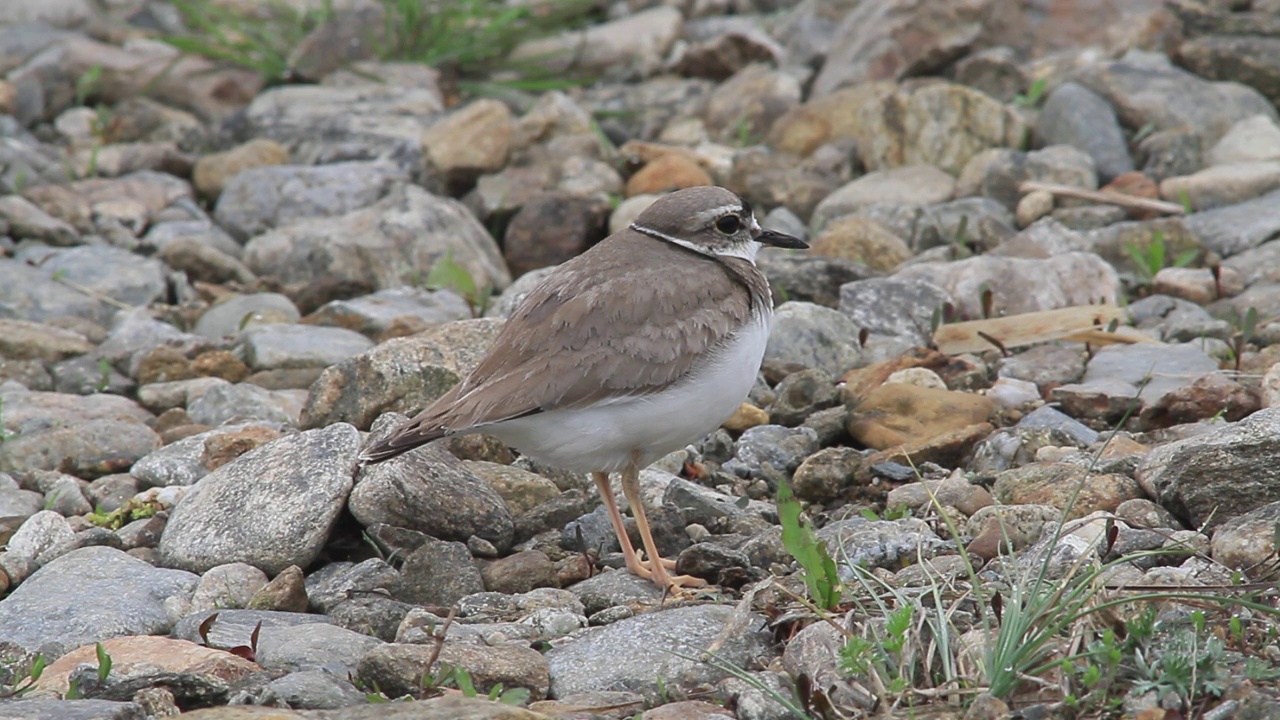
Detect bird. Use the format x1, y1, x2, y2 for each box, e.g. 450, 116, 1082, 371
360, 186, 808, 590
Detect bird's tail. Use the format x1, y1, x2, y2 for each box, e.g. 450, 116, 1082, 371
358, 418, 448, 465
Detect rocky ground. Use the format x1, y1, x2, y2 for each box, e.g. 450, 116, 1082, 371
3, 0, 1280, 718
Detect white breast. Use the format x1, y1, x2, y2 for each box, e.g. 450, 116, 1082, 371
487, 309, 772, 473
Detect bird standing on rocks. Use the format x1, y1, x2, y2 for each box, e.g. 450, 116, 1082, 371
360, 186, 808, 590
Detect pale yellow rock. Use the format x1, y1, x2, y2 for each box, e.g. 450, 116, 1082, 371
193, 138, 289, 199
723, 402, 769, 432
1015, 189, 1055, 228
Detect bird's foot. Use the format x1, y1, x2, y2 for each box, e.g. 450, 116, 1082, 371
624, 554, 707, 590
636, 554, 677, 572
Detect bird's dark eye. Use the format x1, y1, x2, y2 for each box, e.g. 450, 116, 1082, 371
715, 215, 742, 234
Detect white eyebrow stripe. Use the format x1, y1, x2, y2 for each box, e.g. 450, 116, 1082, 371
630, 223, 761, 263
692, 203, 745, 226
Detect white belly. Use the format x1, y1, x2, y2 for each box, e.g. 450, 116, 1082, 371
485, 311, 771, 473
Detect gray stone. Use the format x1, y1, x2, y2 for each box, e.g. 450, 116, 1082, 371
511, 6, 682, 79
1137, 408, 1280, 529
49, 354, 135, 396
957, 145, 1097, 210
1079, 342, 1220, 408
0, 699, 144, 720
214, 161, 404, 241
0, 546, 197, 658
158, 424, 359, 575
266, 669, 366, 710
545, 604, 773, 702
838, 276, 952, 346
6, 510, 74, 563
892, 252, 1121, 319
1223, 237, 1280, 289
358, 642, 551, 702
130, 423, 285, 488
394, 537, 485, 607
0, 195, 78, 245
764, 301, 863, 377
0, 259, 101, 325
143, 219, 243, 259
723, 424, 818, 483
243, 185, 510, 295
244, 84, 442, 177
816, 517, 950, 576
351, 417, 514, 551
300, 318, 503, 430
0, 387, 153, 435
237, 323, 373, 371
811, 165, 956, 231
194, 293, 301, 339
306, 559, 400, 615
566, 569, 664, 616
306, 287, 471, 337
39, 245, 167, 311
0, 416, 160, 480
1016, 405, 1099, 447
186, 382, 298, 427
255, 622, 383, 676
171, 609, 334, 648
97, 310, 209, 379
1071, 49, 1277, 148
1184, 188, 1280, 257
754, 250, 874, 309
189, 562, 270, 613
1035, 82, 1134, 182
1127, 295, 1232, 343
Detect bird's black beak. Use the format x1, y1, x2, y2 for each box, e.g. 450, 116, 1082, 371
755, 228, 808, 249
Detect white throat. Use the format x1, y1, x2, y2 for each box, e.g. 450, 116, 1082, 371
630, 223, 761, 264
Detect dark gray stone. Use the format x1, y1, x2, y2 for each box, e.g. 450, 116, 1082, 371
267, 669, 366, 710
1035, 82, 1134, 182
1137, 408, 1280, 529
393, 537, 485, 607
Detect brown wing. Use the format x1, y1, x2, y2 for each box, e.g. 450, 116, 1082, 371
360, 233, 755, 463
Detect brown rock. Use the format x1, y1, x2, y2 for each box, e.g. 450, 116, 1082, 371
767, 105, 833, 157
848, 383, 994, 449
1101, 171, 1160, 220
503, 192, 608, 278
136, 345, 197, 386
248, 564, 309, 612
191, 350, 251, 383
423, 99, 515, 189
625, 154, 713, 196
35, 636, 259, 696
201, 426, 284, 471
154, 407, 195, 435
194, 139, 291, 200
0, 319, 93, 363
1139, 373, 1263, 429
993, 462, 1144, 519
481, 550, 560, 594
865, 421, 994, 469
674, 30, 782, 81
809, 216, 911, 272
